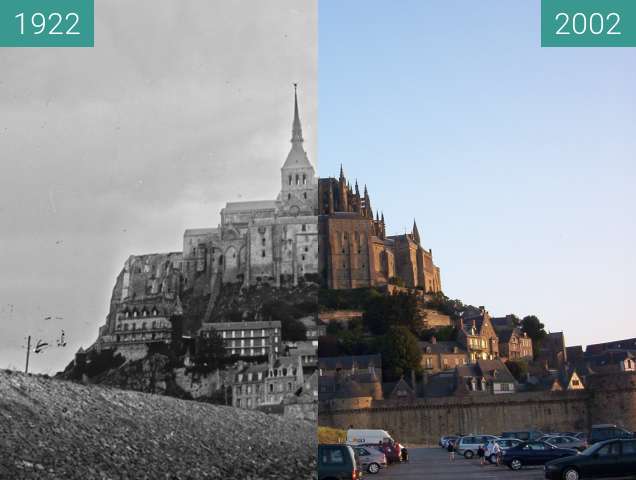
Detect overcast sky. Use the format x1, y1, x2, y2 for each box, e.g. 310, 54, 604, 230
0, 0, 317, 374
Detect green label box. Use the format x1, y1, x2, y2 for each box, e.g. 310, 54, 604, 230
542, 0, 636, 47
0, 0, 94, 47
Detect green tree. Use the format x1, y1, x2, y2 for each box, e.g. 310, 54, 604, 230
521, 315, 547, 357
281, 317, 307, 342
378, 326, 422, 382
194, 332, 228, 370
363, 292, 419, 335
506, 359, 529, 382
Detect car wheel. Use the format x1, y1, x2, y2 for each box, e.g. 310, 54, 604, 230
563, 468, 579, 480
509, 458, 523, 470
368, 463, 380, 474
464, 450, 474, 459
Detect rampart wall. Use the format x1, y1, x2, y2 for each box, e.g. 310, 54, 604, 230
319, 372, 636, 445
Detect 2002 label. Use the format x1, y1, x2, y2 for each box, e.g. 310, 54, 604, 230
15, 11, 80, 35
555, 12, 621, 35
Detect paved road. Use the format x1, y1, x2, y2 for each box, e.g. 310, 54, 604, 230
374, 447, 634, 480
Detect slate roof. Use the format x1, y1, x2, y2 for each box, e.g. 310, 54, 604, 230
318, 354, 382, 371
456, 359, 516, 384
423, 372, 457, 397
419, 341, 466, 355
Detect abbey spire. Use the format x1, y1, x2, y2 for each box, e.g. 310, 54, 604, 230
291, 83, 303, 145
282, 84, 313, 170
412, 219, 421, 244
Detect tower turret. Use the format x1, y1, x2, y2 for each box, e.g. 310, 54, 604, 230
279, 84, 316, 213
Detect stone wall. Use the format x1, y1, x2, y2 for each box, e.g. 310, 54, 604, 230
319, 372, 636, 445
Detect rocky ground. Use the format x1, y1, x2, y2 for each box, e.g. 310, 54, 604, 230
0, 370, 316, 479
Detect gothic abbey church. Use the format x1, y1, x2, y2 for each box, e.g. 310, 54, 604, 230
318, 170, 442, 292
94, 89, 319, 349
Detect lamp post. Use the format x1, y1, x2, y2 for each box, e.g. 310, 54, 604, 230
25, 335, 31, 374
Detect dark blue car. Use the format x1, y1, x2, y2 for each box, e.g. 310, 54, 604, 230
544, 439, 636, 480
503, 441, 578, 470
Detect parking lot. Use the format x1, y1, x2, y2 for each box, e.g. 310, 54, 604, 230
374, 447, 634, 480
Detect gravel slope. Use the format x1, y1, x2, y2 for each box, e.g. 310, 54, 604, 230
0, 370, 316, 479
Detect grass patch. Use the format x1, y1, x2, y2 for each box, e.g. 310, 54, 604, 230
318, 426, 347, 444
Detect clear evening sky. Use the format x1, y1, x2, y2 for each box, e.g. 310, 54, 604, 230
319, 1, 635, 347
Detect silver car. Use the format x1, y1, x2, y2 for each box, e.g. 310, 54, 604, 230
456, 435, 499, 459
352, 445, 387, 474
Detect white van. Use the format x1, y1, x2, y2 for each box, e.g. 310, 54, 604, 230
347, 429, 394, 446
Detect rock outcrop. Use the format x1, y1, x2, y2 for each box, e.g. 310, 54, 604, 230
0, 370, 316, 479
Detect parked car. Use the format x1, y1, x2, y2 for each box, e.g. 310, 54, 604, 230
485, 438, 523, 463
352, 445, 386, 474
544, 438, 636, 480
543, 435, 587, 451
589, 424, 634, 444
456, 435, 499, 459
318, 444, 361, 480
502, 430, 544, 442
502, 441, 578, 470
439, 436, 459, 448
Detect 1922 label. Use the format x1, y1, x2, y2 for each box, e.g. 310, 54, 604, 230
15, 12, 81, 36
0, 0, 93, 47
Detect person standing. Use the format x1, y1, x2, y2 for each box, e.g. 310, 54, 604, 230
492, 441, 502, 466
447, 440, 455, 461
478, 444, 485, 466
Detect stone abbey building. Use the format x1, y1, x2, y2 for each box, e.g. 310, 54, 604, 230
93, 88, 319, 352
318, 169, 442, 291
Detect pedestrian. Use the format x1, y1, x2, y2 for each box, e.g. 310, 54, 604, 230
447, 439, 455, 461
492, 441, 502, 466
401, 446, 409, 462
478, 444, 485, 466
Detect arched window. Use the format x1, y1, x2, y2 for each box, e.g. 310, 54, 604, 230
303, 174, 306, 184
288, 175, 292, 185
288, 193, 291, 200
295, 174, 299, 185
303, 192, 307, 199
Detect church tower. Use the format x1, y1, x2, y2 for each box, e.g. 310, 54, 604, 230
279, 84, 317, 215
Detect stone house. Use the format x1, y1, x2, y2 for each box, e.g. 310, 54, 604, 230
456, 359, 516, 395
456, 308, 499, 362
198, 320, 281, 358
318, 355, 383, 401
538, 332, 568, 369
419, 337, 468, 373
232, 354, 304, 409
496, 328, 533, 361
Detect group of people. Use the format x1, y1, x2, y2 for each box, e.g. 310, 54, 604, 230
446, 441, 502, 466
377, 439, 409, 463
